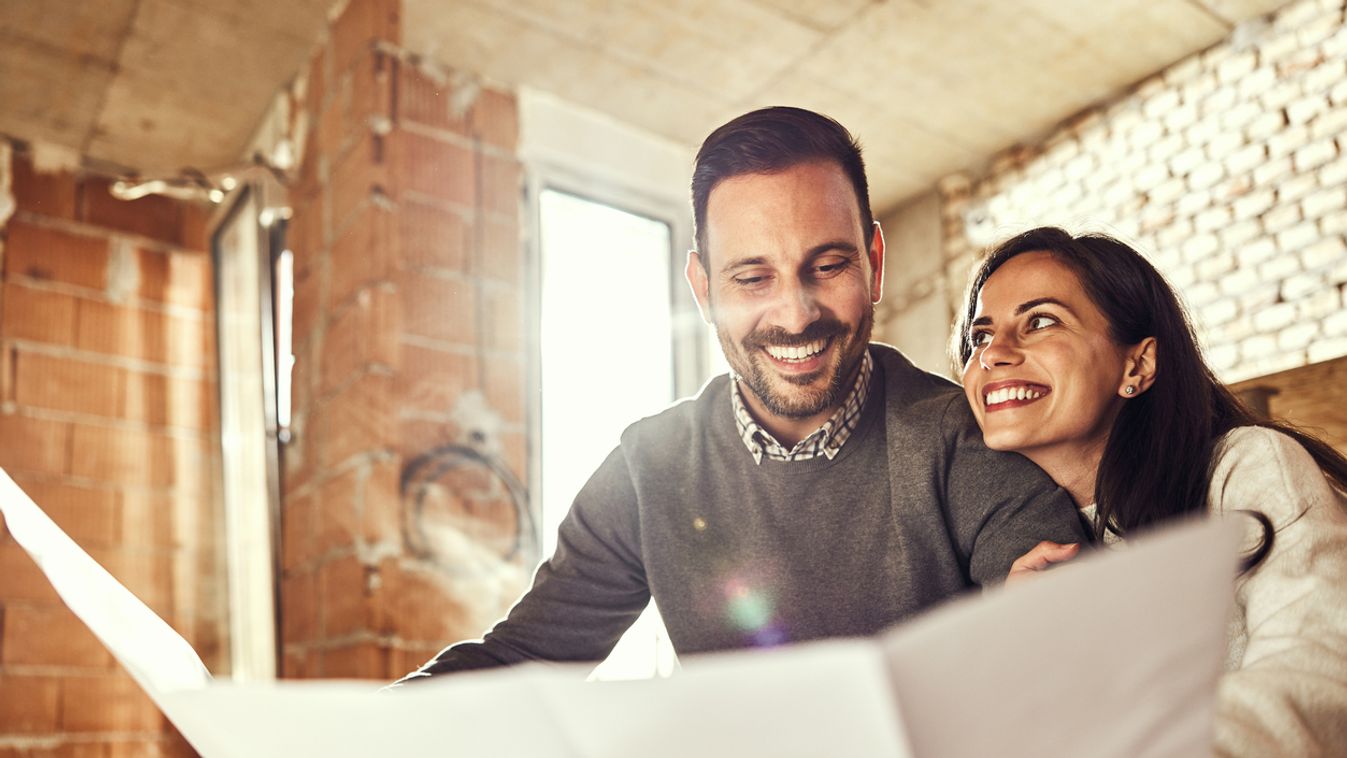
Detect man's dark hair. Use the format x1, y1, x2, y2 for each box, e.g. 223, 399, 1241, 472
691, 106, 874, 268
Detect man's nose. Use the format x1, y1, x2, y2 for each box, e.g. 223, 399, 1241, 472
978, 333, 1023, 370
769, 279, 821, 334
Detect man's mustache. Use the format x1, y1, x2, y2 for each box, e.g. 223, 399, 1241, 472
742, 319, 847, 350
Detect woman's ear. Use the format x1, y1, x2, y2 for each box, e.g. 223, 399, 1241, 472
1120, 337, 1158, 398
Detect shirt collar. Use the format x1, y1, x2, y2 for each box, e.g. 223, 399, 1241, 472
731, 350, 873, 464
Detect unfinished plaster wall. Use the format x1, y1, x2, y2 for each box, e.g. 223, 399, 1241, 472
0, 146, 223, 756
879, 0, 1347, 384
279, 0, 534, 681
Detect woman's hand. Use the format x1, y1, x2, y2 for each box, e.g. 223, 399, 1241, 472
1006, 541, 1080, 584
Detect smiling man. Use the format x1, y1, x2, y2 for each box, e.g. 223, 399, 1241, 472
393, 107, 1086, 681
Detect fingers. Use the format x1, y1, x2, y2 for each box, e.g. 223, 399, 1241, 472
1007, 541, 1081, 584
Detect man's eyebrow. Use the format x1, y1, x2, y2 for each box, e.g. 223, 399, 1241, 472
971, 297, 1076, 327
720, 256, 767, 274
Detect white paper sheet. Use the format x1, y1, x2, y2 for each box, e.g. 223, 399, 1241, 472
0, 467, 1239, 757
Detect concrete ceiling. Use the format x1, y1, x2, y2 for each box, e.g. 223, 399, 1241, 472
1, 0, 1291, 212
0, 0, 330, 173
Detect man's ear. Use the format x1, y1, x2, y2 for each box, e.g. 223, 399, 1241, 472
869, 221, 885, 304
685, 250, 713, 324
1120, 337, 1158, 397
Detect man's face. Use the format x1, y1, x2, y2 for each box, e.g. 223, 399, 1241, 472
686, 161, 884, 433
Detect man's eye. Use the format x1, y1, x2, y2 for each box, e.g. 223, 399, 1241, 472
814, 260, 849, 276
1027, 314, 1059, 330
734, 275, 768, 287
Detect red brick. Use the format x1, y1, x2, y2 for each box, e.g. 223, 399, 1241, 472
317, 73, 355, 165
1, 603, 113, 667
0, 744, 106, 758
330, 134, 388, 229
135, 248, 212, 309
282, 492, 316, 572
0, 542, 61, 602
288, 195, 325, 263
60, 672, 164, 732
469, 87, 518, 151
4, 220, 109, 289
395, 343, 476, 412
398, 65, 468, 134
1, 345, 11, 403
69, 423, 207, 489
89, 546, 175, 612
316, 373, 393, 467
395, 416, 462, 461
281, 570, 317, 645
180, 202, 210, 253
0, 414, 70, 475
480, 286, 523, 351
398, 201, 468, 272
398, 274, 475, 345
290, 259, 323, 343
330, 0, 400, 76
482, 353, 526, 425
362, 456, 401, 545
393, 130, 475, 207
9, 477, 119, 547
477, 217, 520, 283
350, 48, 394, 122
319, 553, 371, 637
480, 154, 521, 216
281, 648, 318, 679
0, 283, 78, 345
11, 153, 78, 219
329, 204, 395, 307
316, 467, 361, 556
0, 673, 61, 732
373, 559, 467, 642
121, 369, 212, 430
13, 350, 123, 419
321, 640, 389, 679
80, 176, 183, 247
319, 289, 398, 396
76, 299, 210, 368
304, 47, 326, 123
118, 489, 176, 548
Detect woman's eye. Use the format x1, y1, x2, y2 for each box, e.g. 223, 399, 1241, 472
1027, 314, 1059, 330
970, 330, 992, 347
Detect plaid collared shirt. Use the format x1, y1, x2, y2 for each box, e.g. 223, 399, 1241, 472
731, 351, 873, 464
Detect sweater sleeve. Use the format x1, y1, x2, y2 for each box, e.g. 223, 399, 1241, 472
393, 445, 650, 682
1209, 427, 1347, 757
937, 396, 1089, 585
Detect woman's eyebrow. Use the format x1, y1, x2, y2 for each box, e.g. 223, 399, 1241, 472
1014, 297, 1076, 316
972, 296, 1077, 327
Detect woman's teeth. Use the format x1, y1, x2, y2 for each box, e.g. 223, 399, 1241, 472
765, 340, 826, 362
985, 386, 1045, 406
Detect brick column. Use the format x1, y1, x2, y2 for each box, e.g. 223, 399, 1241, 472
282, 0, 533, 680
0, 147, 219, 756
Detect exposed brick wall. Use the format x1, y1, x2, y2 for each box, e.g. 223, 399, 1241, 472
0, 148, 222, 756
882, 0, 1347, 383
280, 0, 533, 681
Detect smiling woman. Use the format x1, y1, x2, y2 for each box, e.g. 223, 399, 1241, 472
952, 226, 1347, 756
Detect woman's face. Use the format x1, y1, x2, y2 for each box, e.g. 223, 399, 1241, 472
960, 251, 1134, 466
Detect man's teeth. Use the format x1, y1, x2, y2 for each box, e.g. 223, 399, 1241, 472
765, 340, 826, 362
985, 386, 1045, 406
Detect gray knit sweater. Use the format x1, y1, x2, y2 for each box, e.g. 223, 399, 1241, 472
407, 344, 1085, 677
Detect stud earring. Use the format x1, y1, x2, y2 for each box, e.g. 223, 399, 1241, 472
1124, 386, 1136, 396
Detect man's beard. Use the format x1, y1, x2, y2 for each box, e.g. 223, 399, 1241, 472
715, 305, 874, 420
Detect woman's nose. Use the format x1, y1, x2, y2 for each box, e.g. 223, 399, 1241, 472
978, 334, 1023, 369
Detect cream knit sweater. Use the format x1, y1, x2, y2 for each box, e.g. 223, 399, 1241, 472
1084, 426, 1347, 757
